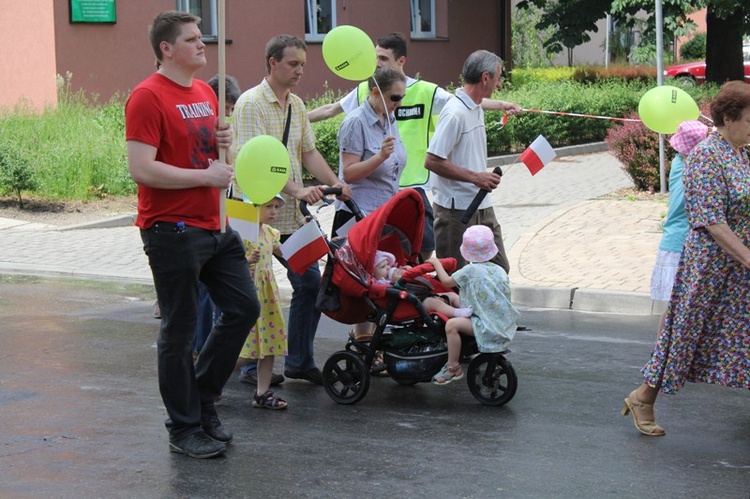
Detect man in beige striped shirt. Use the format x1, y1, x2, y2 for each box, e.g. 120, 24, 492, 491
233, 34, 351, 385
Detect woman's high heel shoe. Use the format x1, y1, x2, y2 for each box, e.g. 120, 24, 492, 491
622, 389, 666, 436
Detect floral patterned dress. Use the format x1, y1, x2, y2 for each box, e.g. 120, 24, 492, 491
239, 225, 287, 360
452, 262, 519, 352
642, 131, 750, 394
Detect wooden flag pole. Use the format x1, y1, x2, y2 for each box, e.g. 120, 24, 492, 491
218, 0, 227, 232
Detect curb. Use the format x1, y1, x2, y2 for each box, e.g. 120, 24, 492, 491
512, 285, 573, 310
0, 263, 153, 286
59, 213, 137, 231
571, 288, 667, 316
510, 285, 666, 316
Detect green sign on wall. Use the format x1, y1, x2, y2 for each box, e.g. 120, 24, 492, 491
70, 0, 116, 24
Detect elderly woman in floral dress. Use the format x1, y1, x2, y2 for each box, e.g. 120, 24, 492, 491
622, 81, 750, 436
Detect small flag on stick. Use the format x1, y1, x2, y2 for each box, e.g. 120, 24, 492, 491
280, 221, 329, 275
226, 198, 259, 242
518, 135, 556, 176
334, 216, 357, 238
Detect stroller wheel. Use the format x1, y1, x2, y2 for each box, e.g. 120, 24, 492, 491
467, 353, 517, 406
322, 351, 370, 405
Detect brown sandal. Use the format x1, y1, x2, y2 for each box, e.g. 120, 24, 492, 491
621, 389, 665, 436
253, 389, 288, 410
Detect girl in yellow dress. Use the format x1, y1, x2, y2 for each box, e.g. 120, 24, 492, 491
238, 194, 288, 410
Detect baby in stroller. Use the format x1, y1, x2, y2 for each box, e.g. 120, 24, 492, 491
372, 250, 473, 319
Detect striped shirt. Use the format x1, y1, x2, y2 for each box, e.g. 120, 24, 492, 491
232, 78, 317, 234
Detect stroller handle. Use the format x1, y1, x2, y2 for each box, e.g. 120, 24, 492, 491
299, 187, 365, 221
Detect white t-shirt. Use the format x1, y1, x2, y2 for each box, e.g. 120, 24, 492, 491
339, 85, 359, 114
426, 88, 491, 211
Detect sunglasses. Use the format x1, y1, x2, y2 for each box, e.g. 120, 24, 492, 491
388, 94, 404, 102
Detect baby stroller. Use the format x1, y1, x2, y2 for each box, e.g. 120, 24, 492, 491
304, 188, 517, 406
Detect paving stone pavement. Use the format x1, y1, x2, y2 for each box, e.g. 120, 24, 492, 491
0, 147, 667, 315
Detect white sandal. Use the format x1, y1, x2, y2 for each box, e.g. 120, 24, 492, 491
432, 363, 464, 385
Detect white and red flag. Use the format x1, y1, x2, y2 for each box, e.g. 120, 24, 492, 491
334, 216, 357, 238
280, 220, 329, 275
518, 135, 556, 176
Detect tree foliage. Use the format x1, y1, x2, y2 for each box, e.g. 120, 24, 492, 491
680, 32, 706, 60
512, 1, 557, 68
516, 0, 750, 82
517, 0, 610, 60
611, 0, 700, 40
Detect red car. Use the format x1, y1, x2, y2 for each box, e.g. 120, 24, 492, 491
664, 46, 750, 84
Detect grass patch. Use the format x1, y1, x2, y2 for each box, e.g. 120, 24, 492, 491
0, 73, 133, 202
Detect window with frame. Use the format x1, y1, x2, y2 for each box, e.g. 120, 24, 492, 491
305, 0, 336, 42
176, 0, 217, 38
410, 0, 435, 38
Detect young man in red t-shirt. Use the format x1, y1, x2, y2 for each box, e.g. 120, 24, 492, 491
125, 10, 259, 459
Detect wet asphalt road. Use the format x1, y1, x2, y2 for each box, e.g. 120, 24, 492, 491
1, 276, 749, 498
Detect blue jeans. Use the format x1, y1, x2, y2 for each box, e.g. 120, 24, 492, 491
141, 223, 259, 439
240, 362, 256, 376
277, 233, 322, 372
193, 282, 221, 355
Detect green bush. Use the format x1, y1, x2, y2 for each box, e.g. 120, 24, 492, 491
509, 67, 576, 88
605, 112, 666, 191
680, 33, 706, 61
0, 143, 38, 208
311, 114, 345, 173
572, 65, 656, 85
485, 79, 652, 153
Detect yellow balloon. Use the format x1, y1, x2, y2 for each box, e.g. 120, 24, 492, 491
638, 85, 700, 134
235, 135, 291, 205
322, 25, 377, 81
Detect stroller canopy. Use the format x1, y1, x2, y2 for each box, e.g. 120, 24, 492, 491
320, 188, 426, 324
347, 188, 425, 273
